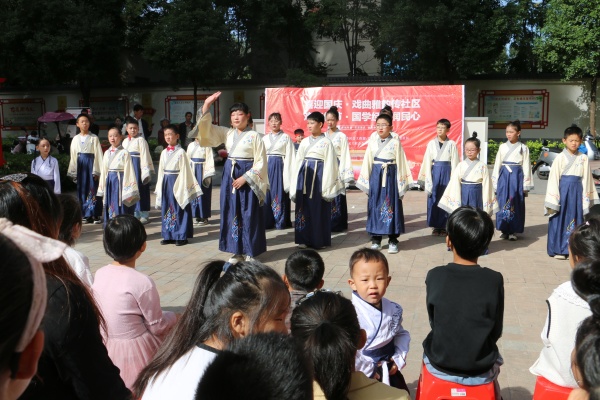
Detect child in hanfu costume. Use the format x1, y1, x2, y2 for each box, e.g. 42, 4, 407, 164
492, 121, 534, 241
263, 112, 295, 230
97, 127, 139, 225
438, 134, 498, 217
291, 111, 344, 250
417, 119, 459, 236
545, 125, 600, 259
186, 137, 215, 226
357, 113, 413, 254
155, 125, 202, 246
189, 91, 269, 262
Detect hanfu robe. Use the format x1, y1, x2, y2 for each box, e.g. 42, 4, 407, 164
544, 150, 600, 256
190, 112, 269, 257
186, 141, 215, 221
263, 131, 295, 229
97, 146, 139, 224
67, 133, 103, 218
438, 159, 498, 216
492, 141, 533, 234
291, 135, 344, 249
31, 155, 61, 194
122, 135, 154, 216
326, 129, 355, 232
357, 135, 413, 237
155, 146, 202, 241
352, 292, 411, 389
417, 139, 459, 229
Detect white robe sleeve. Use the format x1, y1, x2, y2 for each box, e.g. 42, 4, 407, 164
481, 163, 499, 215
242, 133, 269, 205
122, 152, 140, 207
203, 146, 216, 182
173, 151, 202, 209
491, 143, 505, 191
96, 151, 110, 197
522, 144, 534, 191
321, 141, 345, 201
52, 157, 61, 194
582, 155, 600, 215
544, 154, 564, 215
139, 138, 154, 183
67, 135, 79, 179
395, 140, 414, 198
290, 140, 309, 202
417, 141, 434, 193
356, 141, 375, 194
283, 136, 296, 193
337, 133, 355, 186
192, 112, 228, 147
92, 136, 104, 177
438, 162, 464, 214
154, 151, 166, 209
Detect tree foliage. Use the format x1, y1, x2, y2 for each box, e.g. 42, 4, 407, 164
505, 0, 547, 74
374, 0, 512, 82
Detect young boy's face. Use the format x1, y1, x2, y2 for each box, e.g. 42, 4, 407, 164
436, 123, 449, 140
563, 133, 582, 154
127, 123, 139, 138
108, 129, 122, 148
164, 128, 179, 146
348, 260, 391, 307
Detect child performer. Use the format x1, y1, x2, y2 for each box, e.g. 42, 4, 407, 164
417, 119, 459, 236
123, 117, 154, 224
348, 248, 410, 391
67, 113, 103, 224
545, 125, 600, 259
439, 133, 498, 216
325, 106, 355, 232
263, 112, 295, 229
97, 127, 139, 224
186, 136, 215, 226
291, 111, 344, 249
492, 120, 534, 241
189, 91, 268, 263
31, 137, 61, 194
93, 214, 177, 389
423, 207, 504, 396
357, 113, 413, 254
155, 125, 201, 247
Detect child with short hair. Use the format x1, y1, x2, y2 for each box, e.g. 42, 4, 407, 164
97, 127, 139, 224
67, 113, 104, 224
186, 136, 215, 226
155, 125, 201, 246
92, 214, 177, 389
545, 124, 600, 259
417, 118, 459, 236
439, 133, 498, 216
348, 248, 410, 391
423, 206, 504, 393
122, 117, 154, 224
283, 249, 325, 330
31, 137, 61, 194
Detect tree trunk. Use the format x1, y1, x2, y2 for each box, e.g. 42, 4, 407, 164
591, 76, 597, 138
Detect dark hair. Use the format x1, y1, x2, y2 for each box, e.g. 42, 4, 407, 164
125, 116, 138, 127
285, 250, 325, 292
326, 106, 339, 120
376, 114, 392, 126
230, 103, 250, 115
569, 217, 600, 262
307, 111, 325, 124
133, 104, 144, 112
437, 118, 451, 129
268, 112, 282, 122
465, 132, 481, 149
574, 315, 600, 399
507, 120, 521, 132
0, 235, 34, 373
294, 129, 305, 135
58, 194, 82, 246
446, 206, 494, 259
163, 124, 180, 135
107, 126, 122, 135
134, 260, 290, 396
380, 105, 393, 116
185, 112, 192, 117
291, 291, 360, 400
103, 215, 147, 262
76, 114, 90, 124
572, 259, 600, 316
196, 332, 313, 400
565, 124, 584, 139
37, 137, 51, 146
349, 248, 389, 276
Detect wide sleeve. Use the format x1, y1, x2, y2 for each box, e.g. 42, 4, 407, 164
356, 142, 374, 194
203, 146, 216, 181
282, 136, 296, 193
190, 111, 228, 148
122, 153, 140, 208
30, 158, 35, 174
522, 144, 534, 191
96, 153, 110, 197
67, 136, 79, 178
321, 142, 345, 200
482, 163, 499, 215
392, 327, 410, 370
154, 152, 166, 209
173, 152, 202, 208
243, 134, 269, 205
290, 141, 308, 202
438, 164, 463, 214
137, 278, 177, 339
395, 141, 414, 198
450, 141, 459, 169
491, 143, 504, 191
544, 155, 563, 215
582, 155, 600, 215
417, 142, 433, 194
139, 139, 154, 183
52, 157, 61, 194
92, 136, 103, 177
338, 133, 355, 186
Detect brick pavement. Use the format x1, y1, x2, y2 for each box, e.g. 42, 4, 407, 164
77, 176, 563, 400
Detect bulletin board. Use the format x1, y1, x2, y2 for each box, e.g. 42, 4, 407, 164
478, 89, 549, 129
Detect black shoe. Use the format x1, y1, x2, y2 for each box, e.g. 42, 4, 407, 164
160, 240, 175, 245
175, 240, 188, 246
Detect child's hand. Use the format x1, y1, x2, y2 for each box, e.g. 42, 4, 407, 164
232, 176, 247, 189
388, 360, 398, 375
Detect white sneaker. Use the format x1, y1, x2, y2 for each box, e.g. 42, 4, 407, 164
228, 254, 244, 264
245, 255, 254, 262
508, 234, 517, 241
298, 244, 307, 249
388, 243, 399, 254
140, 217, 149, 225
198, 219, 209, 226
554, 254, 567, 260
499, 233, 508, 239
370, 243, 381, 250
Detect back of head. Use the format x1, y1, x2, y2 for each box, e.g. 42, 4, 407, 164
569, 217, 600, 261
291, 291, 360, 400
565, 124, 583, 139
134, 260, 289, 396
125, 116, 137, 126
575, 315, 600, 399
572, 259, 600, 317
103, 215, 147, 262
447, 206, 494, 259
196, 332, 312, 400
285, 250, 325, 292
58, 194, 82, 246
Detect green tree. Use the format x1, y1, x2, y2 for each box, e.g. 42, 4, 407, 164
374, 0, 512, 82
534, 0, 600, 136
303, 0, 377, 76
142, 0, 236, 114
505, 0, 547, 74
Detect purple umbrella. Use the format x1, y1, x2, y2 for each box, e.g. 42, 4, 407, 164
37, 112, 76, 123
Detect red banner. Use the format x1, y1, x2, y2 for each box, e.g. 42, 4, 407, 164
265, 86, 464, 180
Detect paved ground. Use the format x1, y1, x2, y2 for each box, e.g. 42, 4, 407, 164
77, 172, 563, 400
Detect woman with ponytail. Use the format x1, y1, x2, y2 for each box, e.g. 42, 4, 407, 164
291, 290, 408, 400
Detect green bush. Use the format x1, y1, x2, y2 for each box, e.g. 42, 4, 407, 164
1, 152, 76, 192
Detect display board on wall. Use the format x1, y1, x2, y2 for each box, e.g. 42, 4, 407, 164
478, 89, 549, 129
0, 98, 45, 130
265, 86, 464, 180
165, 95, 219, 125
80, 97, 129, 128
